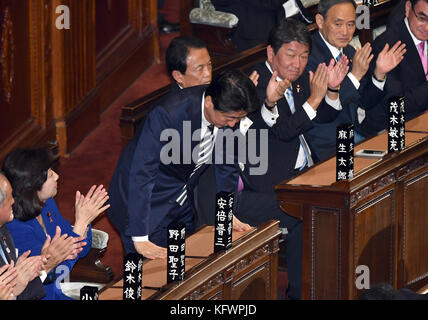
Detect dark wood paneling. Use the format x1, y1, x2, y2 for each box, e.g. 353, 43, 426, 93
0, 0, 159, 158
95, 0, 129, 54
312, 208, 341, 300
401, 169, 428, 289
354, 190, 395, 298
276, 118, 428, 299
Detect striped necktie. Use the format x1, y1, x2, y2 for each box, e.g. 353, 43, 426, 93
0, 246, 8, 264
176, 124, 215, 206
285, 88, 314, 169
336, 51, 343, 62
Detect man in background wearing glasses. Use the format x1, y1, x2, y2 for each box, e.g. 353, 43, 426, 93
359, 0, 428, 137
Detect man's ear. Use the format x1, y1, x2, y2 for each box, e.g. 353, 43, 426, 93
204, 95, 214, 110
171, 70, 184, 87
315, 13, 324, 30
405, 0, 411, 18
266, 45, 275, 64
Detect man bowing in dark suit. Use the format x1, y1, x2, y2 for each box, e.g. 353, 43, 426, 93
359, 0, 428, 137
0, 173, 46, 300
305, 0, 406, 161
108, 69, 259, 260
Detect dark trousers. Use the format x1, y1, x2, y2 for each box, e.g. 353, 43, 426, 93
235, 191, 302, 300
196, 167, 302, 299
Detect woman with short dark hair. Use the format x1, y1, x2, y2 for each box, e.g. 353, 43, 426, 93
2, 148, 109, 300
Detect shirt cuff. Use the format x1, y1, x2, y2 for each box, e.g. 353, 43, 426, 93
348, 72, 360, 90
239, 116, 253, 136
261, 104, 279, 127
372, 75, 386, 90
325, 94, 342, 110
132, 236, 149, 242
39, 270, 47, 283
302, 101, 317, 120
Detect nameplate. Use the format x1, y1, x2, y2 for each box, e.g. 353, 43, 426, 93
167, 222, 186, 283
388, 96, 405, 153
214, 191, 234, 253
80, 285, 99, 300
336, 123, 354, 181
123, 253, 143, 300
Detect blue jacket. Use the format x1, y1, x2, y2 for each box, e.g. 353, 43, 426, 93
7, 198, 92, 300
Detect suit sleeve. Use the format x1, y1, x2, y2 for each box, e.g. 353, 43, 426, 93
126, 106, 172, 238
17, 278, 46, 300
370, 34, 428, 117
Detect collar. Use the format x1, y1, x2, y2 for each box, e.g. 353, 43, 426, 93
201, 92, 211, 129
318, 31, 343, 60
265, 61, 293, 89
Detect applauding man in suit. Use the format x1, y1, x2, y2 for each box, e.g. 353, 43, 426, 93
0, 173, 46, 300
229, 18, 348, 300
305, 0, 406, 161
359, 0, 428, 137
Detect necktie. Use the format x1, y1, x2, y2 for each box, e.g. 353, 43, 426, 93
0, 235, 11, 264
285, 88, 314, 169
0, 246, 8, 264
417, 41, 428, 80
336, 51, 343, 62
176, 124, 215, 206
237, 176, 244, 193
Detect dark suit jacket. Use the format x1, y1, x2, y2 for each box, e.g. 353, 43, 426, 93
108, 85, 239, 241
304, 32, 384, 161
358, 19, 428, 137
0, 225, 46, 300
211, 0, 286, 52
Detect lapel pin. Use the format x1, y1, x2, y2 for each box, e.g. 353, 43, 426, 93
296, 84, 301, 93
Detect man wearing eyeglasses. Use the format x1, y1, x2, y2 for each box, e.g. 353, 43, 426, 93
358, 0, 428, 137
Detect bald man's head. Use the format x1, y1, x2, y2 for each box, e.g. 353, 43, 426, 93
0, 172, 14, 226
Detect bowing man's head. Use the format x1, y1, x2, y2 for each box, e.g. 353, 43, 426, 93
203, 69, 259, 129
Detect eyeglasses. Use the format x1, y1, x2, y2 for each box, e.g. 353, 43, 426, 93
411, 5, 428, 24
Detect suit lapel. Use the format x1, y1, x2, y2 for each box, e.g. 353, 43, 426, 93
0, 226, 15, 264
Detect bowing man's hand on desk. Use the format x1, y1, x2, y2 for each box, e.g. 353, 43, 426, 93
232, 215, 252, 232
134, 240, 167, 260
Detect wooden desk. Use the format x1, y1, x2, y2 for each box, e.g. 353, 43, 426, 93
276, 113, 428, 300
99, 221, 282, 300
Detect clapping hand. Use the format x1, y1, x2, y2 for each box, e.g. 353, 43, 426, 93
13, 250, 47, 296
327, 55, 349, 90
74, 184, 110, 236
374, 41, 406, 80
0, 263, 16, 299
41, 226, 86, 273
265, 71, 291, 107
249, 70, 260, 87
307, 63, 329, 109
351, 42, 374, 81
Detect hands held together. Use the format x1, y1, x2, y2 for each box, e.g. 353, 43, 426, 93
74, 184, 110, 237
